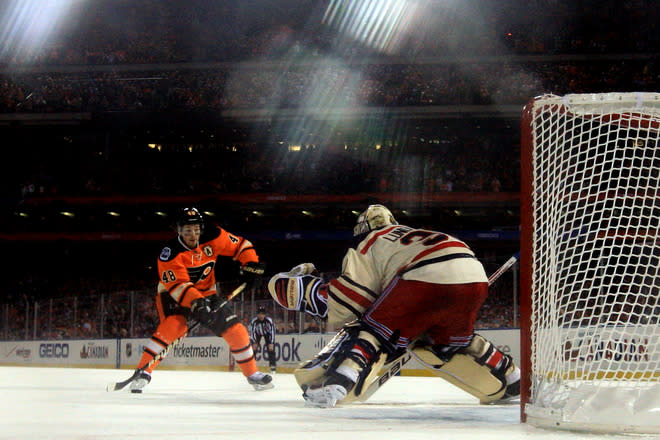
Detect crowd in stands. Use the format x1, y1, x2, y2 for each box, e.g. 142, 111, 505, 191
1, 1, 654, 205
1, 264, 520, 341
0, 59, 657, 114
0, 0, 656, 115
11, 122, 520, 205
1, 0, 656, 68
0, 48, 652, 207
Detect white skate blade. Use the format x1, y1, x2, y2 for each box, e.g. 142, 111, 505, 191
251, 382, 275, 391
304, 384, 347, 408
484, 395, 520, 405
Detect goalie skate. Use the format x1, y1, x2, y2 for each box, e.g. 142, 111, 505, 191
304, 384, 348, 408
303, 370, 354, 408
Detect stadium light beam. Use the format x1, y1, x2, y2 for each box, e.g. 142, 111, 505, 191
322, 0, 420, 55
0, 0, 79, 63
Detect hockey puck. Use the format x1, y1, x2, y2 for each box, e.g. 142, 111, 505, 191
131, 389, 142, 394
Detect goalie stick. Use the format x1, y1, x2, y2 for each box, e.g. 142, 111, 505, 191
105, 282, 246, 392
352, 252, 520, 403
488, 251, 520, 285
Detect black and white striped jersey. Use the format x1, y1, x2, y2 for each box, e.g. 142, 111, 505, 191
249, 316, 276, 344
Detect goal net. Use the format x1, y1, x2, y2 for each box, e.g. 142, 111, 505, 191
520, 92, 660, 434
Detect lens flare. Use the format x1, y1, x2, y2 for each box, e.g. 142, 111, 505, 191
0, 0, 79, 63
322, 0, 419, 55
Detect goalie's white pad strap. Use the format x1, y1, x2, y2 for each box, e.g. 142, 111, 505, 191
294, 361, 326, 390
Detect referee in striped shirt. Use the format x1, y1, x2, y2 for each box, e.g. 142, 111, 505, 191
249, 307, 277, 373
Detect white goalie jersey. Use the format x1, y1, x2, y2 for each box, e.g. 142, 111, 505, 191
327, 225, 487, 327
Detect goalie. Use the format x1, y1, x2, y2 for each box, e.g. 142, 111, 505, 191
268, 204, 520, 407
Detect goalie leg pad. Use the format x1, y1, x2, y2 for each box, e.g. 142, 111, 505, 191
410, 334, 520, 404
464, 334, 520, 401
296, 322, 388, 405
294, 323, 359, 391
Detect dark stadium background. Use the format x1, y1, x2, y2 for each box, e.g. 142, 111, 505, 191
0, 0, 657, 337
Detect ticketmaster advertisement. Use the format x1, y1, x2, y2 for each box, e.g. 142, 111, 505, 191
119, 337, 231, 369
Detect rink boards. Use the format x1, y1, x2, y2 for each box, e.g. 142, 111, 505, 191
0, 329, 520, 374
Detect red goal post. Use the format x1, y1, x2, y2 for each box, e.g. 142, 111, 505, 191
520, 93, 660, 434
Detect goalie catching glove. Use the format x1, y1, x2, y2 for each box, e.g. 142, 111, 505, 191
267, 263, 328, 318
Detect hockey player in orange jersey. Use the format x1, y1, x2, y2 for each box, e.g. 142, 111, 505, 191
130, 207, 273, 393
268, 204, 520, 407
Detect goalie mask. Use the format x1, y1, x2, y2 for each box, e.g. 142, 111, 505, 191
353, 204, 397, 237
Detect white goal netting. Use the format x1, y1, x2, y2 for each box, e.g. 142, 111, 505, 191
523, 93, 660, 434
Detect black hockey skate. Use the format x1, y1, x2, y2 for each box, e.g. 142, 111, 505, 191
130, 371, 151, 394
247, 371, 274, 390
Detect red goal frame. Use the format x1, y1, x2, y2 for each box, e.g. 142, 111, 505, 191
519, 98, 535, 423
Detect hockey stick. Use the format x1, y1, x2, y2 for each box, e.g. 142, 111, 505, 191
105, 282, 246, 392
353, 252, 520, 403
487, 251, 520, 285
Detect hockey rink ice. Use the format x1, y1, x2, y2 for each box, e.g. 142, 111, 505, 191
1, 366, 656, 440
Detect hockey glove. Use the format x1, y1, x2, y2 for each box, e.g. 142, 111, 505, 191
190, 297, 215, 328
240, 261, 266, 290
190, 295, 239, 334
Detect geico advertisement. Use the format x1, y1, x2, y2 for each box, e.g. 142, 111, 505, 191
120, 337, 230, 367
0, 340, 116, 365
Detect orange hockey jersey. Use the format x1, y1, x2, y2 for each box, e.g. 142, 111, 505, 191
157, 225, 259, 308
